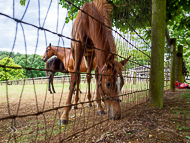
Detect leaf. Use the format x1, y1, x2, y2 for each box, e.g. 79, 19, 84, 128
126, 132, 131, 135
185, 136, 190, 139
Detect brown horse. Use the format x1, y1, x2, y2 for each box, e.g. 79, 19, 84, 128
60, 0, 131, 125
41, 44, 96, 108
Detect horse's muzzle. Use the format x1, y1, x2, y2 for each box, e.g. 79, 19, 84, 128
107, 106, 121, 120
41, 57, 47, 62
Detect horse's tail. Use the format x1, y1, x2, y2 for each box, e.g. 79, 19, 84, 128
45, 62, 50, 77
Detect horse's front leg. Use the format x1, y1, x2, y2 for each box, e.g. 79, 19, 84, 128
85, 55, 95, 107
60, 72, 79, 125
95, 67, 105, 115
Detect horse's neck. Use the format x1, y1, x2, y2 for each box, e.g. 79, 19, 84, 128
54, 47, 70, 62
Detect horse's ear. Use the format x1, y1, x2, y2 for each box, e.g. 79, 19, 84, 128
106, 53, 114, 64
120, 56, 131, 66
47, 43, 51, 50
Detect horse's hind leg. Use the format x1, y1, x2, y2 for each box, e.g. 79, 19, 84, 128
85, 55, 94, 107
60, 43, 84, 125
95, 67, 105, 115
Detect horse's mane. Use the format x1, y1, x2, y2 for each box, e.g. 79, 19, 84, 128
92, 0, 116, 56
92, 0, 112, 29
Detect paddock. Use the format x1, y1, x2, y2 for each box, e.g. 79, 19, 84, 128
0, 74, 162, 142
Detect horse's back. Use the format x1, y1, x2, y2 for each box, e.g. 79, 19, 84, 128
46, 57, 64, 71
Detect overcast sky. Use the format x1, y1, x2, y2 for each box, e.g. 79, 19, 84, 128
0, 0, 72, 56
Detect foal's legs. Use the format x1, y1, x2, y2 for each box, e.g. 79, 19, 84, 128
48, 73, 53, 94
95, 67, 105, 115
60, 43, 84, 125
51, 72, 56, 93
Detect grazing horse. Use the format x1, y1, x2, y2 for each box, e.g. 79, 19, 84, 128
59, 0, 131, 125
41, 45, 96, 108
45, 57, 66, 94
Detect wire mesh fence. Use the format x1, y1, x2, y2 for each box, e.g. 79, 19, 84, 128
0, 0, 170, 142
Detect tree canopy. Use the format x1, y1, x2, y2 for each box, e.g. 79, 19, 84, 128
0, 51, 47, 79
0, 57, 24, 81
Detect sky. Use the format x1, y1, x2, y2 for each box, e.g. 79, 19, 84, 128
0, 0, 148, 58
0, 0, 73, 56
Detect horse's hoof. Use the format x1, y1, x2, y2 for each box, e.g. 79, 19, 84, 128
59, 119, 68, 125
87, 103, 92, 107
80, 91, 82, 94
54, 92, 56, 93
72, 106, 78, 109
50, 92, 52, 94
97, 110, 105, 116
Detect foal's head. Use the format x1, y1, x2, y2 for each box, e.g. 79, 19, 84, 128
99, 54, 131, 120
41, 43, 55, 62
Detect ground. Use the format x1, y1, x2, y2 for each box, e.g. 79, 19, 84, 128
0, 83, 190, 142
96, 89, 190, 143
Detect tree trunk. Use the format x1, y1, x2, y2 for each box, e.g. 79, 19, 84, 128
149, 0, 166, 108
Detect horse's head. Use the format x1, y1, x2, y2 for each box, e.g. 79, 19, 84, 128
41, 43, 54, 62
99, 54, 131, 120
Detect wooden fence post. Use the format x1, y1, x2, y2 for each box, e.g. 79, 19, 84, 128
176, 45, 183, 82
170, 38, 176, 92
149, 0, 166, 108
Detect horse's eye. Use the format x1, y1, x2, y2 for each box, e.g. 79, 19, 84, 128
106, 82, 111, 88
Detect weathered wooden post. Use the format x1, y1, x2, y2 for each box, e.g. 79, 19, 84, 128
176, 45, 183, 82
170, 38, 176, 91
149, 0, 166, 108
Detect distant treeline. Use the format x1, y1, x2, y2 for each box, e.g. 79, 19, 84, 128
0, 49, 152, 81
0, 51, 65, 81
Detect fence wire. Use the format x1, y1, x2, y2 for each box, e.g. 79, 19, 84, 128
0, 0, 170, 142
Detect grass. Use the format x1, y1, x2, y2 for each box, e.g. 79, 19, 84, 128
0, 81, 151, 104
172, 92, 190, 133
122, 91, 149, 103
0, 83, 97, 103
180, 92, 190, 100
4, 115, 76, 142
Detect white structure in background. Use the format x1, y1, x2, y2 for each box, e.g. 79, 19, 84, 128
126, 65, 170, 83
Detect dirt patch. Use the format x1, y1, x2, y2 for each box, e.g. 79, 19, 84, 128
95, 89, 190, 143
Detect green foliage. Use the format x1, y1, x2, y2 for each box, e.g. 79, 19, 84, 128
58, 0, 151, 33
0, 57, 24, 81
20, 0, 27, 6
0, 51, 46, 79
116, 40, 151, 70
